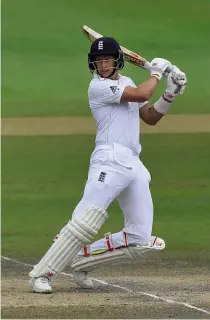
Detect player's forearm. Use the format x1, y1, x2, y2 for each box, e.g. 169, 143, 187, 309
121, 76, 159, 103
147, 105, 164, 125
140, 66, 187, 125
136, 76, 159, 101
139, 103, 164, 125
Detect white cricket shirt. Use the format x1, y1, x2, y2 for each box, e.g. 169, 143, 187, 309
88, 73, 147, 155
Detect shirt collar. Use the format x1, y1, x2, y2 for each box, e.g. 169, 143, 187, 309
93, 73, 122, 81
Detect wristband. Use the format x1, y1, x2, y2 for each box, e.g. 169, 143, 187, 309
162, 91, 175, 103
154, 95, 173, 114
151, 74, 161, 81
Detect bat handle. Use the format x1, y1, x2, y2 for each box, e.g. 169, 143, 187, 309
144, 61, 152, 71
145, 62, 180, 94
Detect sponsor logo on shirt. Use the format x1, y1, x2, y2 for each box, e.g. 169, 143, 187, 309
110, 86, 117, 93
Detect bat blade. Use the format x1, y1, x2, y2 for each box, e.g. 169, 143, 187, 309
83, 25, 103, 43
82, 25, 151, 70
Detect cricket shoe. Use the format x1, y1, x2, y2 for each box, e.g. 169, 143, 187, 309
72, 270, 93, 289
29, 276, 52, 293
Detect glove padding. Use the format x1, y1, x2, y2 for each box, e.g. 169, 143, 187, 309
150, 58, 172, 81
163, 65, 187, 102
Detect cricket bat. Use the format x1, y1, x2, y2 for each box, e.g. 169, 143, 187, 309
82, 25, 171, 74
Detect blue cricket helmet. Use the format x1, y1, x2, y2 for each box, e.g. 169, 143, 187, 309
88, 37, 124, 71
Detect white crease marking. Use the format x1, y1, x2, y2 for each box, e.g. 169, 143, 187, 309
2, 255, 210, 315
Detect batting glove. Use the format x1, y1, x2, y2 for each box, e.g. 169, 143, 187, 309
163, 65, 187, 102
150, 58, 172, 81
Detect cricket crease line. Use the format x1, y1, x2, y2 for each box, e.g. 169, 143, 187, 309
2, 255, 210, 316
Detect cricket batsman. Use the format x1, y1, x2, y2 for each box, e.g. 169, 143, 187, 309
29, 36, 187, 293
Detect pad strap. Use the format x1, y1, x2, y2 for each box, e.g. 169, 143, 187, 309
123, 232, 128, 248
105, 233, 114, 251
83, 245, 90, 256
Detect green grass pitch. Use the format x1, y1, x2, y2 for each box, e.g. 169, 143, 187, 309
2, 134, 210, 261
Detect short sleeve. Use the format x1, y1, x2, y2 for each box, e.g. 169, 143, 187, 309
89, 79, 126, 105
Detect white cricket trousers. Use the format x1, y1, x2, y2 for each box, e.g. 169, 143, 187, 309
72, 143, 153, 247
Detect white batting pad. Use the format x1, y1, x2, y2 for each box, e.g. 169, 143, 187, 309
29, 206, 108, 278
71, 236, 165, 272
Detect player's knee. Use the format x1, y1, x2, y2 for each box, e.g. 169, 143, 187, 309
127, 231, 165, 254
60, 206, 108, 244
72, 198, 108, 220
128, 236, 165, 260
150, 236, 166, 251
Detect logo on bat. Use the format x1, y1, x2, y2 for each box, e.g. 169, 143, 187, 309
130, 52, 140, 58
